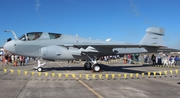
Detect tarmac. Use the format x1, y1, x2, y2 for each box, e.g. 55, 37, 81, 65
0, 60, 180, 98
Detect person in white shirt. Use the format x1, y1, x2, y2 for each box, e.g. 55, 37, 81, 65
11, 55, 14, 63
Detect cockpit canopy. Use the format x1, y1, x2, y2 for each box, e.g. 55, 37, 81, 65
27, 32, 43, 41
18, 32, 61, 41
49, 33, 61, 39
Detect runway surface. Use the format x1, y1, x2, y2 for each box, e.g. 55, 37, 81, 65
0, 60, 180, 98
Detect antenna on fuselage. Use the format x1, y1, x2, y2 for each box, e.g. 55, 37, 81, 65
4, 30, 19, 40
105, 38, 111, 42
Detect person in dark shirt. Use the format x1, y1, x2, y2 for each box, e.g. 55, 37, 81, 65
5, 55, 9, 65
151, 54, 156, 65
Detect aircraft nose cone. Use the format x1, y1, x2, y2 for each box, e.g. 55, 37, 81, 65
3, 40, 16, 53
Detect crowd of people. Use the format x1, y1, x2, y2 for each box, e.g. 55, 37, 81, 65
100, 55, 120, 61
0, 52, 35, 66
1, 50, 180, 67
143, 53, 180, 65
111, 53, 180, 65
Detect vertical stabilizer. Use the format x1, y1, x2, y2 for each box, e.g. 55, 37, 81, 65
139, 27, 164, 46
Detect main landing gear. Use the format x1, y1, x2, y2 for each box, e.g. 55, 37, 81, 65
84, 62, 101, 72
34, 60, 46, 72
84, 55, 102, 72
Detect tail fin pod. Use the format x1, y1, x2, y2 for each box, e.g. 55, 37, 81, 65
139, 27, 164, 46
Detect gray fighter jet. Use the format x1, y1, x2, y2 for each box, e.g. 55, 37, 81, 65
3, 27, 179, 72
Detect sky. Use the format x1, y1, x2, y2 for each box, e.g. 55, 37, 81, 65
0, 0, 180, 48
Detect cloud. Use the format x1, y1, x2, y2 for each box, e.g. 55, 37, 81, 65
129, 0, 139, 17
35, 0, 41, 12
35, 0, 44, 24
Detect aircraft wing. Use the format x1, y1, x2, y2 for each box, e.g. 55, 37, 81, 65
143, 46, 180, 53
63, 43, 160, 48
63, 43, 162, 55
63, 43, 180, 54
156, 46, 180, 52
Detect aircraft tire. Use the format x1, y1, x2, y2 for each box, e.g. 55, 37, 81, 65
37, 67, 43, 72
92, 64, 101, 72
84, 62, 92, 70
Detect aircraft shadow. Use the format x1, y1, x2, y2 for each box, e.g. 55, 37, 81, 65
100, 64, 159, 75
41, 64, 160, 75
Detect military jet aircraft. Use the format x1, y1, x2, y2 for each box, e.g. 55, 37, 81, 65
3, 27, 179, 72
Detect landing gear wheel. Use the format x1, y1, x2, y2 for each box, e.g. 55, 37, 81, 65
84, 62, 92, 70
37, 67, 43, 72
92, 64, 101, 72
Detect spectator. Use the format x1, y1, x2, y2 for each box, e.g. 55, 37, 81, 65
19, 56, 23, 65
146, 54, 149, 63
151, 54, 156, 65
5, 54, 8, 65
0, 55, 2, 65
169, 56, 174, 62
104, 56, 107, 62
25, 57, 29, 65
124, 55, 127, 64
143, 53, 147, 63
174, 56, 180, 61
174, 56, 180, 65
169, 56, 175, 65
127, 54, 132, 64
11, 54, 14, 63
